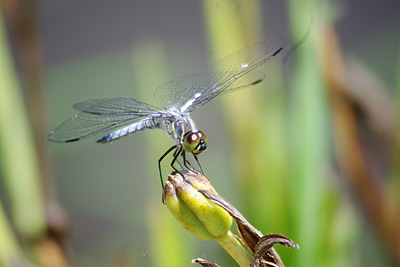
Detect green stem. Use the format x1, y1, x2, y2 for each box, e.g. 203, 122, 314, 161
215, 231, 252, 267
0, 201, 23, 267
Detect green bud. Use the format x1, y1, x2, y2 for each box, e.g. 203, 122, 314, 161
164, 178, 214, 241
163, 171, 232, 240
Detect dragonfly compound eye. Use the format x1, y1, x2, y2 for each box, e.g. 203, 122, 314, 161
183, 131, 208, 155
197, 130, 208, 146
193, 131, 208, 155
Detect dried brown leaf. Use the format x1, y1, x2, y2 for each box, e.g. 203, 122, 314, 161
192, 258, 221, 267
252, 234, 299, 267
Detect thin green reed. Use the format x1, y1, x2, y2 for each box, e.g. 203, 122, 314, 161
286, 1, 330, 266
202, 0, 292, 265
0, 6, 45, 266
131, 41, 193, 267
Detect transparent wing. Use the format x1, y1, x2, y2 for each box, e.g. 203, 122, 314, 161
154, 37, 286, 113
47, 97, 162, 143
218, 70, 266, 95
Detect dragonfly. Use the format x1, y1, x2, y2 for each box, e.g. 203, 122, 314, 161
47, 37, 286, 188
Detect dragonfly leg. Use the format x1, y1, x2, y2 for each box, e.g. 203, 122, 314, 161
170, 146, 183, 173
182, 152, 196, 172
158, 145, 178, 189
170, 146, 189, 182
181, 153, 203, 175
193, 155, 204, 174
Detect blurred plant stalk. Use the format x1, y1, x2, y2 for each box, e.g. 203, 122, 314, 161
318, 11, 400, 266
0, 1, 69, 266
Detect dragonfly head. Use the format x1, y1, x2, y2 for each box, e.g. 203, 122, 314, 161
183, 130, 208, 155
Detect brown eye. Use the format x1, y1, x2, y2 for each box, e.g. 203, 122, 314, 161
187, 132, 199, 144
197, 130, 208, 145
183, 132, 200, 152
183, 131, 208, 154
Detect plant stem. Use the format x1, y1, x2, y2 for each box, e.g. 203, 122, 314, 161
215, 231, 252, 267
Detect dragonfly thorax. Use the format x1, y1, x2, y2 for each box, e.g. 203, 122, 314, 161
161, 113, 196, 145
160, 112, 208, 155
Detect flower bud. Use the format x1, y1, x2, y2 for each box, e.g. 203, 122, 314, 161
163, 170, 232, 240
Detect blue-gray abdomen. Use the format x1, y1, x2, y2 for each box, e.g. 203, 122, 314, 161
97, 115, 162, 143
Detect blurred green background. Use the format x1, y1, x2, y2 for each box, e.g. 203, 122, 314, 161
0, 0, 399, 266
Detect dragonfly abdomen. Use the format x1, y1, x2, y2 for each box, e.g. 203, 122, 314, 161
97, 115, 162, 143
